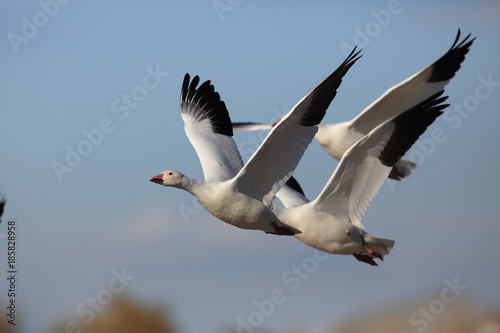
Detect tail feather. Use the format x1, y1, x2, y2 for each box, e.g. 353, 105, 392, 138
364, 235, 395, 256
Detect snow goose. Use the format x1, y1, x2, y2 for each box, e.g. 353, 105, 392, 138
150, 48, 361, 235
275, 91, 449, 265
233, 29, 474, 180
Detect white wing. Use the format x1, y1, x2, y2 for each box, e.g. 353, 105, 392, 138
180, 74, 244, 182
233, 48, 362, 206
350, 29, 474, 135
313, 92, 449, 228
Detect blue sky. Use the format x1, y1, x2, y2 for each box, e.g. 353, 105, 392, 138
1, 1, 500, 332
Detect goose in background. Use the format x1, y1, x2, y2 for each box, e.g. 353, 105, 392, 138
233, 29, 474, 180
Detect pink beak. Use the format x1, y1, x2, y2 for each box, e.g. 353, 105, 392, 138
149, 173, 164, 184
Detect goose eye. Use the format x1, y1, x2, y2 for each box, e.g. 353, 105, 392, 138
168, 172, 173, 175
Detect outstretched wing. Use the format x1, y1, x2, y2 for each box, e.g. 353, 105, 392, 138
233, 48, 362, 206
313, 92, 449, 228
180, 74, 244, 182
350, 29, 474, 134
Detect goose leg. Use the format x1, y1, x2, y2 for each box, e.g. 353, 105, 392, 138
353, 253, 378, 266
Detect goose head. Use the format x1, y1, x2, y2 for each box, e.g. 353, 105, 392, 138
149, 170, 186, 188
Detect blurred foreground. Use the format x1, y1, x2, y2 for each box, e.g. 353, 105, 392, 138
47, 293, 500, 333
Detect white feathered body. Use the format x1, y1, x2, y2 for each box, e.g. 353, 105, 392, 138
276, 204, 392, 256
190, 180, 284, 233
315, 121, 361, 161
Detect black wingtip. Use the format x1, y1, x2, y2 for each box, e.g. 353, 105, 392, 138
450, 28, 476, 52
232, 122, 259, 126
180, 74, 233, 137
379, 91, 449, 167
344, 46, 363, 66
428, 29, 475, 83
300, 47, 362, 127
285, 176, 305, 196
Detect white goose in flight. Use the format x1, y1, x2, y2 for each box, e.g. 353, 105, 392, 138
233, 29, 474, 180
276, 92, 449, 265
150, 48, 361, 235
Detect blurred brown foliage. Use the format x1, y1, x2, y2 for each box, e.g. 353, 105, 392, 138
1, 318, 14, 333
49, 295, 177, 333
329, 295, 500, 333
47, 293, 499, 333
